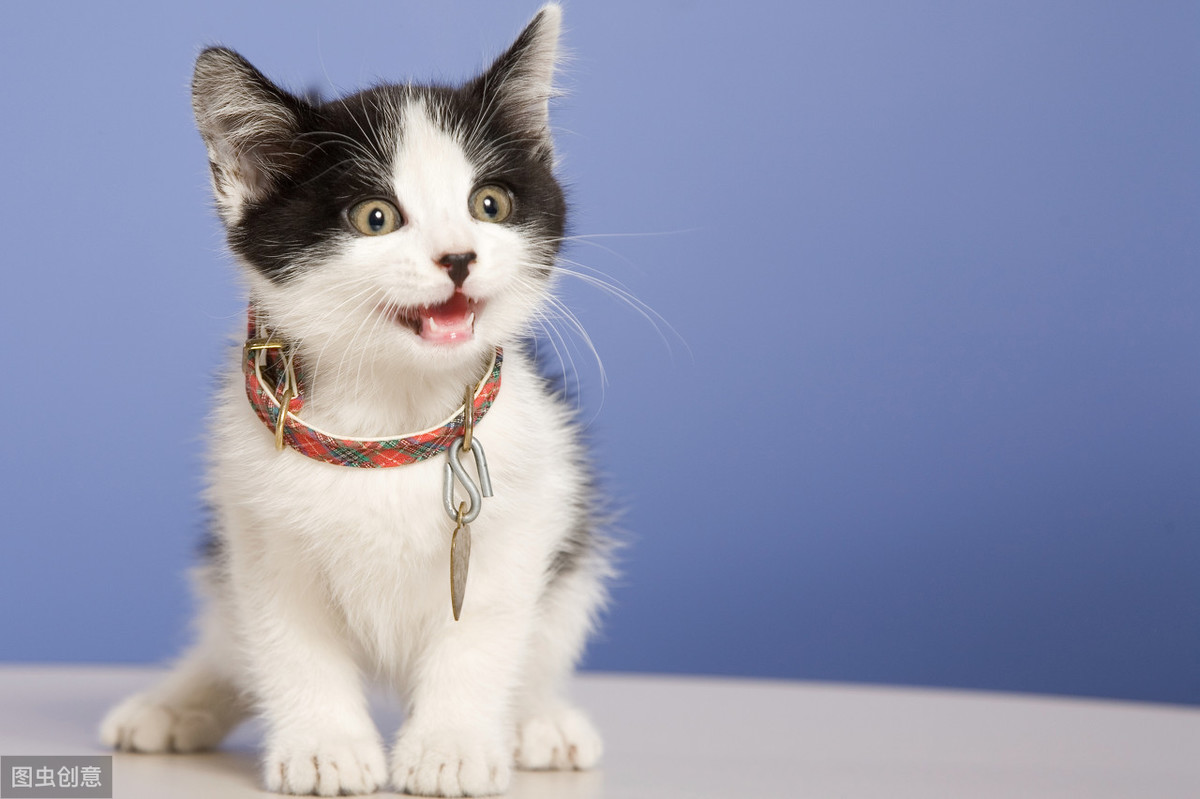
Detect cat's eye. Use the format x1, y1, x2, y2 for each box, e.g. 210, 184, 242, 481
348, 199, 403, 236
469, 185, 514, 224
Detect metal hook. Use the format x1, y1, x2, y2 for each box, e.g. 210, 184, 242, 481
443, 436, 493, 524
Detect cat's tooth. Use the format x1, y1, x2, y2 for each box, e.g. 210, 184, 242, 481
466, 312, 475, 329
427, 317, 440, 332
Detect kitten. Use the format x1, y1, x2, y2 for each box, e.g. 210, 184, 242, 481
99, 5, 610, 796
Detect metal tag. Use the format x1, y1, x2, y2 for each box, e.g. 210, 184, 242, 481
450, 520, 471, 621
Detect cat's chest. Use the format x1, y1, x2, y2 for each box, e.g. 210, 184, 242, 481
217, 375, 537, 549
211, 343, 576, 583
265, 430, 530, 567
291, 456, 448, 546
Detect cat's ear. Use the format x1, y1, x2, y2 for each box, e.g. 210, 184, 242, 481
475, 4, 562, 150
192, 47, 308, 223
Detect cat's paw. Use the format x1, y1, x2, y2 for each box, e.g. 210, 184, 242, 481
99, 693, 230, 753
263, 735, 387, 796
514, 705, 602, 771
391, 726, 511, 797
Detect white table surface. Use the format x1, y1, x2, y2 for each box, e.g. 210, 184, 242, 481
0, 665, 1196, 798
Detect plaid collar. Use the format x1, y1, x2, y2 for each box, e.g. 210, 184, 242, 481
242, 309, 502, 468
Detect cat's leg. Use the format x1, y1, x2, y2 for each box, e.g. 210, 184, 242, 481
390, 606, 534, 797
513, 567, 605, 771
230, 529, 387, 797
100, 567, 249, 753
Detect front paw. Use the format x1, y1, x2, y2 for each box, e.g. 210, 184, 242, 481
100, 692, 230, 753
515, 704, 603, 770
264, 735, 387, 796
391, 726, 511, 797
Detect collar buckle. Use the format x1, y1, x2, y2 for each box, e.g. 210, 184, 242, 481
244, 337, 298, 451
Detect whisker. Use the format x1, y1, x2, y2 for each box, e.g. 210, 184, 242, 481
532, 310, 582, 409
352, 290, 395, 402
554, 258, 691, 361
306, 282, 391, 399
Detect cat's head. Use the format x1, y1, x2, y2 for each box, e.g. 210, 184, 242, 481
192, 6, 565, 377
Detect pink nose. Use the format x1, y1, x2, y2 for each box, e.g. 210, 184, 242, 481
437, 251, 476, 288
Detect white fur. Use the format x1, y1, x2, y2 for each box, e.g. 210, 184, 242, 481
102, 6, 607, 796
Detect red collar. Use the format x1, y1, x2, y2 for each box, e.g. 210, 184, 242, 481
242, 310, 502, 467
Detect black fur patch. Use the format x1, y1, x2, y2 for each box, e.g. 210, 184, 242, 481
209, 67, 566, 283
547, 495, 600, 584
531, 340, 610, 585
198, 526, 224, 563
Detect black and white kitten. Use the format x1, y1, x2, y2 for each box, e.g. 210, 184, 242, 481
100, 6, 609, 796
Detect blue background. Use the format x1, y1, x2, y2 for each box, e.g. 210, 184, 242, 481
1, 2, 1197, 706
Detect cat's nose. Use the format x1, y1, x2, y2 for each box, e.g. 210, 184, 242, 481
437, 251, 476, 289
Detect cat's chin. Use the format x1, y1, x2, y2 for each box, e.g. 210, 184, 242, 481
383, 292, 484, 347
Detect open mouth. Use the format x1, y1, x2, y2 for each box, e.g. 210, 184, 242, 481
385, 291, 481, 345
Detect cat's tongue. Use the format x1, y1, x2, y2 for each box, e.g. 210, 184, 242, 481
417, 292, 476, 344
